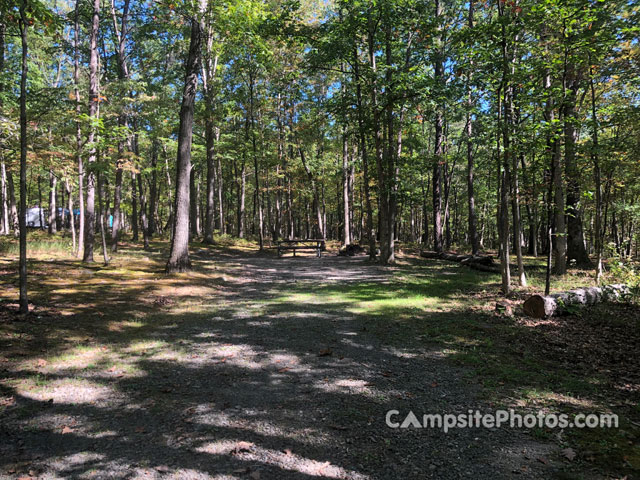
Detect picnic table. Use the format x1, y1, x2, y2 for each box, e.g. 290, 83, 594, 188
277, 239, 326, 258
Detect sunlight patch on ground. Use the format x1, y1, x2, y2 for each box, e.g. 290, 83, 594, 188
519, 388, 601, 409
24, 346, 105, 372
205, 345, 306, 372
19, 377, 115, 404
125, 339, 169, 354
107, 320, 145, 331
46, 452, 106, 475
312, 377, 382, 400
197, 442, 370, 479
189, 407, 327, 445
381, 347, 421, 359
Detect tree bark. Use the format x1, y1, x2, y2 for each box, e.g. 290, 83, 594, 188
342, 126, 351, 246
202, 25, 218, 244
148, 141, 158, 236
109, 0, 131, 252
48, 169, 57, 234
18, 1, 29, 313
0, 23, 7, 236
432, 0, 444, 254
83, 0, 100, 263
353, 44, 376, 260
589, 61, 604, 283
465, 3, 479, 255
1, 163, 8, 235
166, 6, 204, 273
74, 0, 84, 258
65, 179, 76, 254
204, 118, 216, 243
7, 170, 18, 235
564, 72, 591, 268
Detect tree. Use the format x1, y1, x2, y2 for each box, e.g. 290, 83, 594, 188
18, 0, 29, 313
166, 0, 206, 273
83, 0, 100, 263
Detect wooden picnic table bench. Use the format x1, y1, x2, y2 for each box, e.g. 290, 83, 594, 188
277, 239, 326, 258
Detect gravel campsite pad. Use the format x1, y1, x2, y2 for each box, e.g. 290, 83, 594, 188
0, 249, 633, 479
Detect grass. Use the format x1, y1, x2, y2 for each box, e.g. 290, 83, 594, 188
0, 233, 638, 477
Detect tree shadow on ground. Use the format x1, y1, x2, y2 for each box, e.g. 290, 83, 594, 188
1, 247, 625, 479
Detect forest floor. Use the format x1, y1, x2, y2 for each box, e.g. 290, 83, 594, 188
0, 234, 639, 479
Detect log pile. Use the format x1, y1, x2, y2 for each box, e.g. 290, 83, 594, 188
420, 251, 499, 273
522, 284, 630, 319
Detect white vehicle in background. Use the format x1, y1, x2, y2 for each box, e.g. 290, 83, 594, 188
24, 207, 73, 228
26, 207, 47, 228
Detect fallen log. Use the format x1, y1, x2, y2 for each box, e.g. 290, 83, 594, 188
420, 251, 499, 273
338, 244, 366, 257
522, 284, 630, 319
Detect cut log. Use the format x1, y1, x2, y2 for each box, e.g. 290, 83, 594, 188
523, 284, 630, 319
420, 251, 499, 273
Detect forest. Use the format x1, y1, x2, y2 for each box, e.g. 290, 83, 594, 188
1, 0, 639, 478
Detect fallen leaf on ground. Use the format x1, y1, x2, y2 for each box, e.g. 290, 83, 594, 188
61, 426, 74, 434
318, 349, 332, 357
562, 448, 576, 461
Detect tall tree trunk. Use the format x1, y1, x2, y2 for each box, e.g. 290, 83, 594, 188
589, 61, 604, 283
1, 163, 8, 235
7, 171, 18, 234
18, 1, 29, 313
109, 0, 131, 252
131, 171, 138, 241
48, 169, 57, 234
432, 0, 444, 254
202, 26, 218, 244
65, 179, 76, 254
497, 11, 511, 294
204, 119, 216, 243
298, 146, 325, 240
354, 45, 375, 259
249, 71, 264, 250
216, 128, 224, 234
0, 22, 7, 236
166, 6, 204, 273
237, 159, 246, 238
149, 141, 158, 236
164, 145, 173, 234
97, 170, 109, 265
138, 166, 149, 250
367, 14, 394, 264
74, 0, 84, 258
552, 125, 566, 274
466, 1, 479, 255
83, 0, 100, 263
564, 72, 591, 268
342, 127, 351, 246
504, 34, 526, 287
